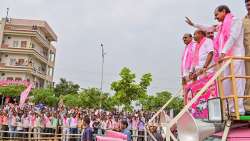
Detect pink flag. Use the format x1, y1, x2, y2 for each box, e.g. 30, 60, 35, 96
19, 84, 32, 106
105, 130, 128, 140
96, 136, 124, 141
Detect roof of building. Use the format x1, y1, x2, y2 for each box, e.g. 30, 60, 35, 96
4, 18, 57, 41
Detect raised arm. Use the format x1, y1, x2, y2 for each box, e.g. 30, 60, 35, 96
185, 17, 217, 32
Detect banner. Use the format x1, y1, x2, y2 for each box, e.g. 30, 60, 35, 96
19, 84, 33, 106
184, 73, 218, 119
105, 130, 127, 140
96, 136, 125, 141
0, 80, 29, 87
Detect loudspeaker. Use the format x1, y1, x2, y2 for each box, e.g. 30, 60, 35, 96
177, 111, 224, 141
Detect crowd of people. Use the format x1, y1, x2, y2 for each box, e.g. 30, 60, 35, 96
181, 1, 250, 117
1, 1, 248, 141
0, 102, 164, 141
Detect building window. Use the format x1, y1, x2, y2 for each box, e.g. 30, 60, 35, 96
31, 43, 35, 48
13, 40, 19, 48
15, 77, 22, 81
21, 41, 27, 48
7, 77, 13, 80
9, 58, 16, 66
17, 59, 25, 66
50, 53, 55, 62
48, 68, 54, 76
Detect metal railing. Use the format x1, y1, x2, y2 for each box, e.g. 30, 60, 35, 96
0, 126, 148, 141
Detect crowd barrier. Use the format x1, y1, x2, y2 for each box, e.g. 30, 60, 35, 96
0, 125, 147, 141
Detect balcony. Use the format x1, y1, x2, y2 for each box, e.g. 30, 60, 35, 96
0, 44, 55, 67
0, 63, 32, 73
4, 26, 51, 49
31, 66, 47, 80
0, 63, 49, 81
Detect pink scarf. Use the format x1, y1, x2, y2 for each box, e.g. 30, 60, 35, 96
181, 42, 194, 76
192, 38, 207, 67
214, 13, 234, 62
63, 117, 68, 125
72, 117, 77, 124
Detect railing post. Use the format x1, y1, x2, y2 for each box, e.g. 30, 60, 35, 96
222, 120, 232, 141
229, 60, 240, 120
144, 127, 147, 141
216, 63, 227, 120
28, 127, 31, 141
54, 126, 58, 141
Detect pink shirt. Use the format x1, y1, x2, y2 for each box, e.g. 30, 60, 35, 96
106, 120, 113, 129
11, 116, 17, 126
23, 117, 30, 128
69, 117, 77, 128
132, 119, 139, 129
62, 117, 70, 128
113, 121, 120, 129
2, 116, 8, 125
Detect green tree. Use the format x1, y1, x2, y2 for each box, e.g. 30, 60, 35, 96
79, 88, 102, 108
79, 88, 113, 110
0, 85, 26, 97
54, 78, 80, 96
111, 67, 152, 110
62, 94, 81, 107
141, 91, 184, 113
61, 88, 114, 110
32, 88, 59, 107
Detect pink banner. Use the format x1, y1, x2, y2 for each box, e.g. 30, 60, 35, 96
0, 80, 29, 87
19, 84, 32, 106
96, 136, 125, 141
105, 130, 127, 140
184, 73, 218, 119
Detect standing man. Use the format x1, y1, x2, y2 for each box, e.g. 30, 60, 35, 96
191, 30, 214, 78
186, 30, 214, 118
244, 0, 250, 114
186, 5, 246, 114
181, 33, 195, 85
81, 116, 93, 141
120, 120, 132, 141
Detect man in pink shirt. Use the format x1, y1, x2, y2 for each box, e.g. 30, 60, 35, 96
131, 115, 139, 141
181, 33, 195, 85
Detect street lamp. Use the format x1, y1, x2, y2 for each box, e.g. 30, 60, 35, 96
100, 43, 105, 91
100, 43, 105, 109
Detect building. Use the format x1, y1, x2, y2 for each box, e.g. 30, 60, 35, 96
0, 18, 57, 88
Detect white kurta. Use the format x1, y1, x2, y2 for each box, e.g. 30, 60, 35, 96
192, 38, 214, 70
182, 42, 195, 77
195, 17, 246, 113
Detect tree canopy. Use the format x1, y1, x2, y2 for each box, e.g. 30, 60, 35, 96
140, 91, 184, 113
111, 67, 152, 110
54, 78, 80, 97
31, 88, 59, 107
0, 85, 26, 97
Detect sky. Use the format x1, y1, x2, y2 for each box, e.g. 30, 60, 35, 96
0, 0, 247, 95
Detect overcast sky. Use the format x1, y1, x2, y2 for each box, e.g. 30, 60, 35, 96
0, 0, 246, 94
